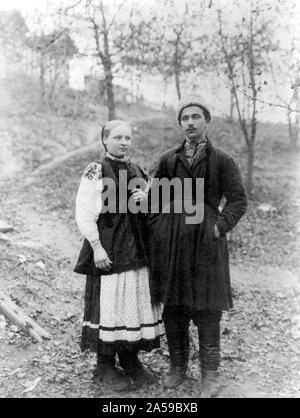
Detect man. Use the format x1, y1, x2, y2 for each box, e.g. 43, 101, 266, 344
148, 95, 247, 397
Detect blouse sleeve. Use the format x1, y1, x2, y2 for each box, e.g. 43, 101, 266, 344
75, 162, 103, 244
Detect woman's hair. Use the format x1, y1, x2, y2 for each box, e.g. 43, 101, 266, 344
101, 120, 132, 151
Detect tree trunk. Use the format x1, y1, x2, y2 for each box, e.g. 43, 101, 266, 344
101, 8, 116, 120
91, 14, 116, 120
175, 69, 181, 100
294, 88, 299, 148
230, 87, 235, 119
104, 64, 116, 120
73, 89, 79, 118
287, 109, 296, 150
48, 58, 59, 105
174, 38, 181, 100
39, 55, 46, 103
0, 292, 51, 343
246, 141, 254, 197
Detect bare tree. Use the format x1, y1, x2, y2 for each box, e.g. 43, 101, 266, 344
0, 10, 29, 71
26, 30, 77, 106
116, 0, 210, 101
267, 31, 300, 151
217, 1, 278, 195
88, 1, 118, 119
64, 0, 134, 120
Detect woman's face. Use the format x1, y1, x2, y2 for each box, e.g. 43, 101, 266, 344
104, 124, 132, 158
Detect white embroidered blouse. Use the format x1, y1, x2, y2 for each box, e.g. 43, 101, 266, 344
76, 154, 150, 245
75, 162, 103, 244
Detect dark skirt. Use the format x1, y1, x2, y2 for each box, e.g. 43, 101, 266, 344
81, 274, 163, 356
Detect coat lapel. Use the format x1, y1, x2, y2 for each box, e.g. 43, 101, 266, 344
173, 138, 214, 179
175, 141, 193, 176
190, 147, 207, 172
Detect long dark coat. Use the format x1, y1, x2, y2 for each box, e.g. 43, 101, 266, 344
148, 138, 247, 312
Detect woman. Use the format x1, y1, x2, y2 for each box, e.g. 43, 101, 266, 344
74, 120, 164, 392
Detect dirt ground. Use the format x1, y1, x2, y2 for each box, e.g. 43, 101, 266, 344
0, 165, 299, 399
0, 76, 299, 398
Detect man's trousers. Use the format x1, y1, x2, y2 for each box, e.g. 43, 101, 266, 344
162, 306, 222, 371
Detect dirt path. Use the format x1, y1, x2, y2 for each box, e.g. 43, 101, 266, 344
17, 203, 81, 260
1, 191, 299, 398
0, 145, 299, 398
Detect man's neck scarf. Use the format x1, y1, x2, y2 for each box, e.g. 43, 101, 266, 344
184, 136, 207, 166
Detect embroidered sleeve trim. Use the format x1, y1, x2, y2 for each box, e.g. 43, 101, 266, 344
82, 163, 102, 181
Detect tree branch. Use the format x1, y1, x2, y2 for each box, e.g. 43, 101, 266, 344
218, 9, 250, 145
99, 0, 107, 33
234, 87, 299, 113
218, 70, 300, 114
61, 0, 83, 13
249, 3, 257, 144
90, 17, 105, 63
107, 1, 126, 32
35, 30, 67, 52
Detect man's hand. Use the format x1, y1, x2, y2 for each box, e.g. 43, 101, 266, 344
215, 224, 220, 239
93, 245, 112, 271
131, 187, 148, 204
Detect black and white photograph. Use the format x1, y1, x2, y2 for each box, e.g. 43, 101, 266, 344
0, 0, 299, 400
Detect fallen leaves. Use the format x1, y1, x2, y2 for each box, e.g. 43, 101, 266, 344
22, 377, 41, 394
1, 232, 299, 398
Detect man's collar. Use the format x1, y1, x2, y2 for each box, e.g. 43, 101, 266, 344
175, 136, 213, 154
175, 141, 185, 154
185, 135, 207, 146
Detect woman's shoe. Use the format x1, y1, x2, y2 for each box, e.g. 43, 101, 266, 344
118, 351, 155, 387
96, 364, 129, 392
129, 361, 155, 386
95, 355, 129, 392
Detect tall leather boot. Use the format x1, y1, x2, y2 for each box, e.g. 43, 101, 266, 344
163, 306, 190, 389
163, 348, 189, 389
200, 370, 220, 398
197, 311, 222, 398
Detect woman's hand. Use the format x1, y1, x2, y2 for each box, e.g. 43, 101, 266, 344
214, 224, 220, 239
131, 187, 148, 204
93, 244, 112, 272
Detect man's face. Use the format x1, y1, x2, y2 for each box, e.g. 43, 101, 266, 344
180, 105, 208, 141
